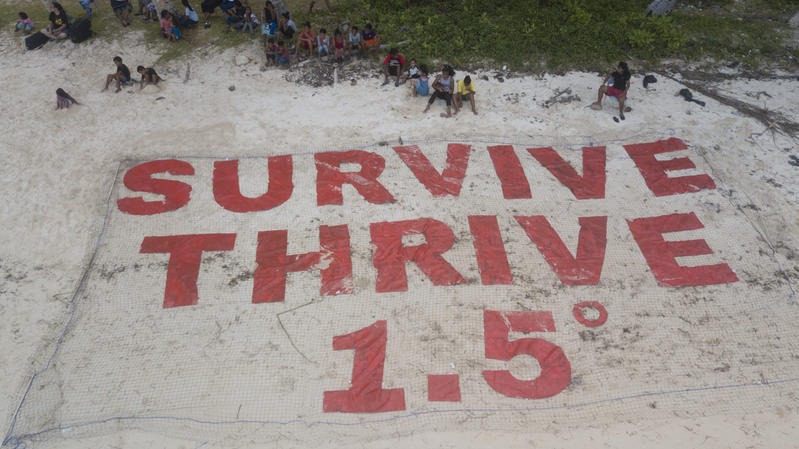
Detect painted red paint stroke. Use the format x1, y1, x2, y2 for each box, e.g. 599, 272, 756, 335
624, 138, 716, 197
483, 310, 571, 399
428, 374, 462, 402
628, 212, 738, 286
572, 301, 608, 327
140, 233, 236, 308
213, 157, 293, 212
315, 150, 396, 206
253, 225, 352, 303
118, 159, 194, 215
371, 218, 467, 293
324, 320, 406, 413
393, 143, 471, 197
527, 146, 606, 199
515, 216, 608, 285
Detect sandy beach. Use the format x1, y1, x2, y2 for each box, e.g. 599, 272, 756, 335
2, 17, 799, 448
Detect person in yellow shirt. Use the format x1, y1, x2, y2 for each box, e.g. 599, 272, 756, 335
454, 75, 477, 115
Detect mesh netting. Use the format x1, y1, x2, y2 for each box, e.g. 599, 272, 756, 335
5, 138, 799, 447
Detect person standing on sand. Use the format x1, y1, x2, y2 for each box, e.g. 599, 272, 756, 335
591, 61, 631, 120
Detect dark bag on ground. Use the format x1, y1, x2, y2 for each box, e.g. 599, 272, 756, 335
25, 31, 49, 50
70, 18, 92, 43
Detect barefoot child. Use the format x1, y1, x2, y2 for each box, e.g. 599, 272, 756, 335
15, 12, 34, 34
137, 65, 163, 89
56, 88, 79, 110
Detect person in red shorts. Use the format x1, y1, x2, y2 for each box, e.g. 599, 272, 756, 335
591, 61, 631, 120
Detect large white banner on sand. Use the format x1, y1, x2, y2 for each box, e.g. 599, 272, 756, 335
8, 138, 798, 444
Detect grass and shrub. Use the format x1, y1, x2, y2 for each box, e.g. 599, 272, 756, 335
3, 0, 797, 72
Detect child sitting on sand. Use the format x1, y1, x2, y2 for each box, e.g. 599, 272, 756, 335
137, 65, 163, 89
56, 88, 79, 110
332, 28, 345, 63
265, 37, 278, 64
15, 12, 34, 34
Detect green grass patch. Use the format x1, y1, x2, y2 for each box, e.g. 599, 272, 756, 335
3, 0, 797, 72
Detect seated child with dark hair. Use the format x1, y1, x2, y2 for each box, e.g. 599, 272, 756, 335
15, 12, 34, 34
265, 37, 278, 64
137, 65, 163, 89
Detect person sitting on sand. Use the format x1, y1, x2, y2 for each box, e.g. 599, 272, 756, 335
454, 75, 477, 115
591, 61, 632, 120
178, 0, 199, 27
265, 37, 278, 64
411, 64, 429, 97
316, 27, 330, 57
41, 2, 69, 40
236, 6, 259, 33
56, 88, 79, 110
137, 65, 163, 89
296, 21, 314, 59
423, 65, 456, 117
359, 23, 379, 51
347, 25, 360, 58
160, 10, 180, 40
276, 12, 296, 40
381, 48, 406, 87
104, 56, 133, 92
276, 39, 290, 66
401, 58, 419, 84
16, 12, 35, 35
332, 28, 345, 63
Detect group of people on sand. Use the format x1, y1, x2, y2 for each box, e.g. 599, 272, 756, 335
32, 0, 632, 120
379, 47, 478, 118
102, 56, 163, 92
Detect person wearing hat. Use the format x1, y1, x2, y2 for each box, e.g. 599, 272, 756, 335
382, 47, 406, 87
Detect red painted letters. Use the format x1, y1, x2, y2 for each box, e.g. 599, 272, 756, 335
315, 150, 396, 205
118, 159, 194, 215
139, 233, 236, 308
393, 143, 471, 197
628, 212, 738, 286
624, 138, 716, 196
468, 215, 513, 285
323, 320, 406, 412
527, 146, 606, 199
371, 218, 467, 292
515, 216, 608, 285
212, 157, 293, 212
487, 145, 532, 199
482, 310, 571, 399
252, 225, 352, 303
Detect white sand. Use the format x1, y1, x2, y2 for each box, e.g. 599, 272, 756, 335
1, 24, 799, 449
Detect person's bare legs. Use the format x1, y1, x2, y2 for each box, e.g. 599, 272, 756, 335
593, 85, 607, 108
468, 94, 477, 114
617, 92, 626, 120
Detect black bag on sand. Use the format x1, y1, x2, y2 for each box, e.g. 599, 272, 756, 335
25, 31, 48, 50
70, 18, 92, 43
